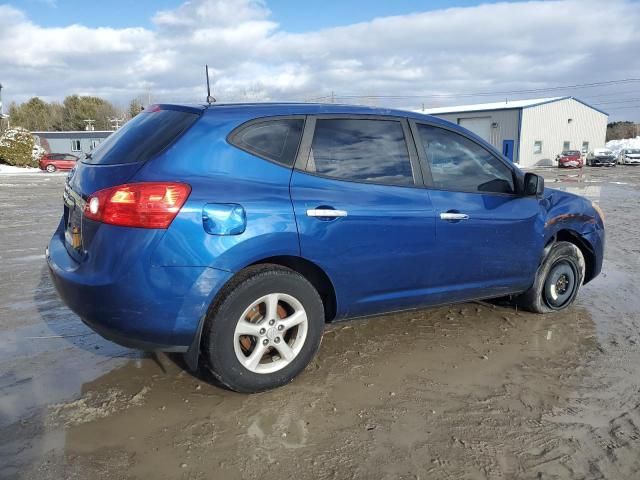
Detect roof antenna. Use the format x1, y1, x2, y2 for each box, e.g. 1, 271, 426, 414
205, 64, 216, 104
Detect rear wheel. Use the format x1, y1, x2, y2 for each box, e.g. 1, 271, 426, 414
203, 265, 324, 393
517, 241, 585, 313
45, 164, 56, 173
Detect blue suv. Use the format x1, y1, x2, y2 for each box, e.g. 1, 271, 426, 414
47, 103, 605, 392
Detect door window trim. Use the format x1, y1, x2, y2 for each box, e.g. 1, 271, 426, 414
293, 114, 424, 188
227, 115, 307, 168
409, 119, 519, 197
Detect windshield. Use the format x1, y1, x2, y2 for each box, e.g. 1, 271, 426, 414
562, 151, 580, 156
625, 149, 640, 154
83, 108, 200, 165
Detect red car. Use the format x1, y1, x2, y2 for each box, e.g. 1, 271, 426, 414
39, 153, 79, 172
556, 150, 583, 168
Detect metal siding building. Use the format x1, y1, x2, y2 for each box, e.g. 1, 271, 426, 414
422, 97, 608, 168
32, 131, 113, 158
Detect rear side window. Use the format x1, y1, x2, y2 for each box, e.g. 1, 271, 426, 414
84, 108, 199, 165
306, 118, 414, 186
229, 118, 304, 167
417, 124, 515, 194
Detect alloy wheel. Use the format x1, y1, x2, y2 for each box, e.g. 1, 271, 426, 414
233, 293, 308, 374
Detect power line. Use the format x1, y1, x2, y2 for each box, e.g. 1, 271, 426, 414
305, 78, 640, 102
599, 104, 640, 110
581, 89, 640, 101
593, 97, 640, 106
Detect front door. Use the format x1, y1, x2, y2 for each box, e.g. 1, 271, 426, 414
502, 139, 514, 162
290, 116, 436, 318
413, 122, 543, 301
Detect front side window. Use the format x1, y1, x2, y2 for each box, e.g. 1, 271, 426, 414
416, 124, 514, 194
71, 140, 81, 152
229, 118, 304, 167
533, 141, 543, 154
306, 118, 414, 186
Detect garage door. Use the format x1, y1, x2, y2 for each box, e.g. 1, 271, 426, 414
458, 117, 492, 142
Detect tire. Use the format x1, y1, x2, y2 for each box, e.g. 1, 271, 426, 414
516, 241, 585, 314
45, 164, 56, 173
203, 265, 324, 393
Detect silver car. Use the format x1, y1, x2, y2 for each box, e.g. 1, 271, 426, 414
617, 148, 640, 165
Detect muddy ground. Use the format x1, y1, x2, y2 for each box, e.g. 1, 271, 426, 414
0, 166, 639, 479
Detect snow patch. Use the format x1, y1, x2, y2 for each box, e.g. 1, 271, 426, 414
606, 136, 640, 154
0, 164, 42, 174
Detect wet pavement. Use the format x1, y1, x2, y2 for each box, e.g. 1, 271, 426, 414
1, 166, 639, 479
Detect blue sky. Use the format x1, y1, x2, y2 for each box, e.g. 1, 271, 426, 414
2, 0, 640, 120
18, 0, 526, 30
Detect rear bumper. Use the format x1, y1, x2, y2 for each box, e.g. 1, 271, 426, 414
46, 222, 232, 351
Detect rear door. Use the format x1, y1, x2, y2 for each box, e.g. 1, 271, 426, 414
290, 116, 437, 318
411, 121, 544, 299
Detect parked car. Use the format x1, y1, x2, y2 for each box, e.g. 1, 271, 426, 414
556, 150, 583, 168
617, 148, 640, 165
586, 148, 616, 167
47, 103, 605, 393
39, 153, 79, 172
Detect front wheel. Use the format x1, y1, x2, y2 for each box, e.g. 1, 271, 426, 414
45, 164, 57, 173
203, 265, 324, 393
516, 241, 585, 313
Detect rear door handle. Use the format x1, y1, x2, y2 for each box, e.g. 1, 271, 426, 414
440, 212, 469, 221
306, 209, 348, 218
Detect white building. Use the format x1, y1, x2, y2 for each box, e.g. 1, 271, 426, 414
422, 97, 608, 167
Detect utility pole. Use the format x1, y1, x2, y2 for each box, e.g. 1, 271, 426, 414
0, 83, 8, 132
109, 117, 125, 130
330, 91, 335, 104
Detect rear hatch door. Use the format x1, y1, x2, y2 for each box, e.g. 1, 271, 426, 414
63, 104, 204, 260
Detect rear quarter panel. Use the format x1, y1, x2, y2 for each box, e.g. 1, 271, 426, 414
137, 110, 300, 272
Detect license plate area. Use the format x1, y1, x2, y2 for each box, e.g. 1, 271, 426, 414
63, 183, 86, 258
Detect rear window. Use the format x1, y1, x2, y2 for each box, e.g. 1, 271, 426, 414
83, 108, 200, 165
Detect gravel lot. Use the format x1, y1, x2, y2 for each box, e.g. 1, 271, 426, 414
1, 166, 639, 479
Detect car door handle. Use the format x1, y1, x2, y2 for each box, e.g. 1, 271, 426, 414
440, 212, 469, 221
306, 209, 348, 218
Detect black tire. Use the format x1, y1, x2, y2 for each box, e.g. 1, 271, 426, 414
516, 241, 585, 313
45, 164, 56, 173
203, 265, 324, 393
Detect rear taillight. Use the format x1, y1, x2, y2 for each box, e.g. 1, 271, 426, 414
84, 182, 191, 229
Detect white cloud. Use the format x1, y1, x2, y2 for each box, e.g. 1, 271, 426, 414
1, 0, 639, 119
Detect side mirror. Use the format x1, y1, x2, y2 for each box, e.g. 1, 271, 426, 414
524, 172, 544, 197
